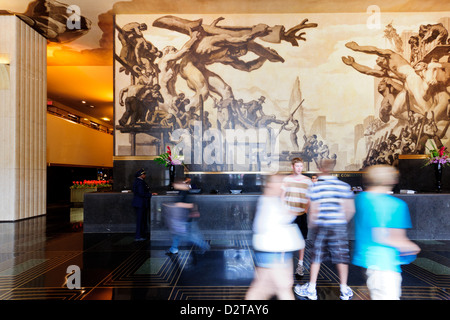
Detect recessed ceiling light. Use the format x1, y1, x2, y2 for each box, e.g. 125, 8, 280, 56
89, 105, 94, 108
81, 100, 86, 104
101, 117, 110, 121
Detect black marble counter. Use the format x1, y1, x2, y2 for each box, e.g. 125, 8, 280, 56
83, 192, 450, 240
83, 192, 135, 233
397, 157, 450, 193
150, 193, 259, 239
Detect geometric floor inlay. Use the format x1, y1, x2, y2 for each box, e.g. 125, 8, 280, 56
1, 210, 449, 301
412, 258, 450, 275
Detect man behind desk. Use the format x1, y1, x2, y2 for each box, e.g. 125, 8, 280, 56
133, 168, 152, 241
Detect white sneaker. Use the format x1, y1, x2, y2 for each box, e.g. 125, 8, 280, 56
340, 286, 353, 300
295, 263, 304, 276
294, 283, 317, 300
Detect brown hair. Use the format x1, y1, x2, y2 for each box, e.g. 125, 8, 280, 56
291, 157, 304, 166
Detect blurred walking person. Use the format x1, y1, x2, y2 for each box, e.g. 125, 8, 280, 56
246, 174, 305, 300
353, 165, 420, 300
294, 159, 355, 300
165, 178, 209, 255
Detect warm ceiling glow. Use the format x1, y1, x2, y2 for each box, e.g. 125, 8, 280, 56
0, 53, 10, 65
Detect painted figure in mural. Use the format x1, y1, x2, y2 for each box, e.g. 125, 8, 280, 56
117, 21, 162, 82
384, 22, 403, 54
214, 97, 255, 130
174, 93, 190, 115
118, 83, 163, 127
214, 98, 232, 130
156, 30, 201, 112
377, 78, 405, 122
316, 140, 330, 159
177, 22, 276, 110
257, 114, 285, 128
133, 65, 154, 86
118, 23, 146, 61
228, 98, 251, 128
408, 35, 421, 64
407, 23, 449, 66
134, 38, 162, 84
142, 84, 164, 123
282, 118, 301, 150
243, 96, 267, 126
115, 15, 319, 168
301, 134, 318, 161
152, 15, 317, 110
342, 41, 450, 126
419, 23, 448, 46
343, 30, 450, 162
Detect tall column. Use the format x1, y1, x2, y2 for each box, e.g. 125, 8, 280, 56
0, 15, 46, 221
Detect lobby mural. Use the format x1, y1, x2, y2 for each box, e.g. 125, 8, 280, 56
114, 13, 450, 172
1, 1, 449, 173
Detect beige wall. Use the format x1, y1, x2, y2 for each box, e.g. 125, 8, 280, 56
47, 114, 113, 168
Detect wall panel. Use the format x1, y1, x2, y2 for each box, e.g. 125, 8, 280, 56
0, 16, 46, 221
46, 114, 113, 168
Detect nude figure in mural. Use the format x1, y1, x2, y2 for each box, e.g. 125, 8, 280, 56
118, 23, 148, 62
342, 41, 449, 123
134, 39, 161, 84
282, 118, 301, 150
177, 23, 275, 110
377, 77, 407, 122
156, 30, 201, 112
118, 84, 159, 126
152, 15, 317, 110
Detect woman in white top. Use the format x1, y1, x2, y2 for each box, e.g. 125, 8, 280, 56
246, 174, 304, 300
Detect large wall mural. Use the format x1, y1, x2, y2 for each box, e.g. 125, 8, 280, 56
116, 13, 449, 172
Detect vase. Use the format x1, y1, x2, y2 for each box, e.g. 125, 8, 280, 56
434, 163, 442, 193
168, 165, 176, 190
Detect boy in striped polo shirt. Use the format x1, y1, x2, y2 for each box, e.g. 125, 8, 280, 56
281, 157, 312, 277
294, 159, 355, 300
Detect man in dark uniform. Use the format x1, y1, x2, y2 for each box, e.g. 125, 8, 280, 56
132, 168, 152, 241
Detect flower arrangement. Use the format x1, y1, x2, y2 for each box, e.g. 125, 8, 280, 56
154, 146, 183, 167
70, 180, 112, 189
425, 142, 450, 167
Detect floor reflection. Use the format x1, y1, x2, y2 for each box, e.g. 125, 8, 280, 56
0, 205, 448, 300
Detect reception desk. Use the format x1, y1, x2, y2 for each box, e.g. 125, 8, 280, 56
83, 192, 450, 240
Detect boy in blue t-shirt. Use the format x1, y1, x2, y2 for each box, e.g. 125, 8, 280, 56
353, 165, 420, 300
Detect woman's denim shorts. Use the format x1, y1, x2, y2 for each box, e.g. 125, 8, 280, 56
254, 251, 293, 268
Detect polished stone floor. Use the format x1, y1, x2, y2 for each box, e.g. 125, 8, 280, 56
0, 205, 448, 301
